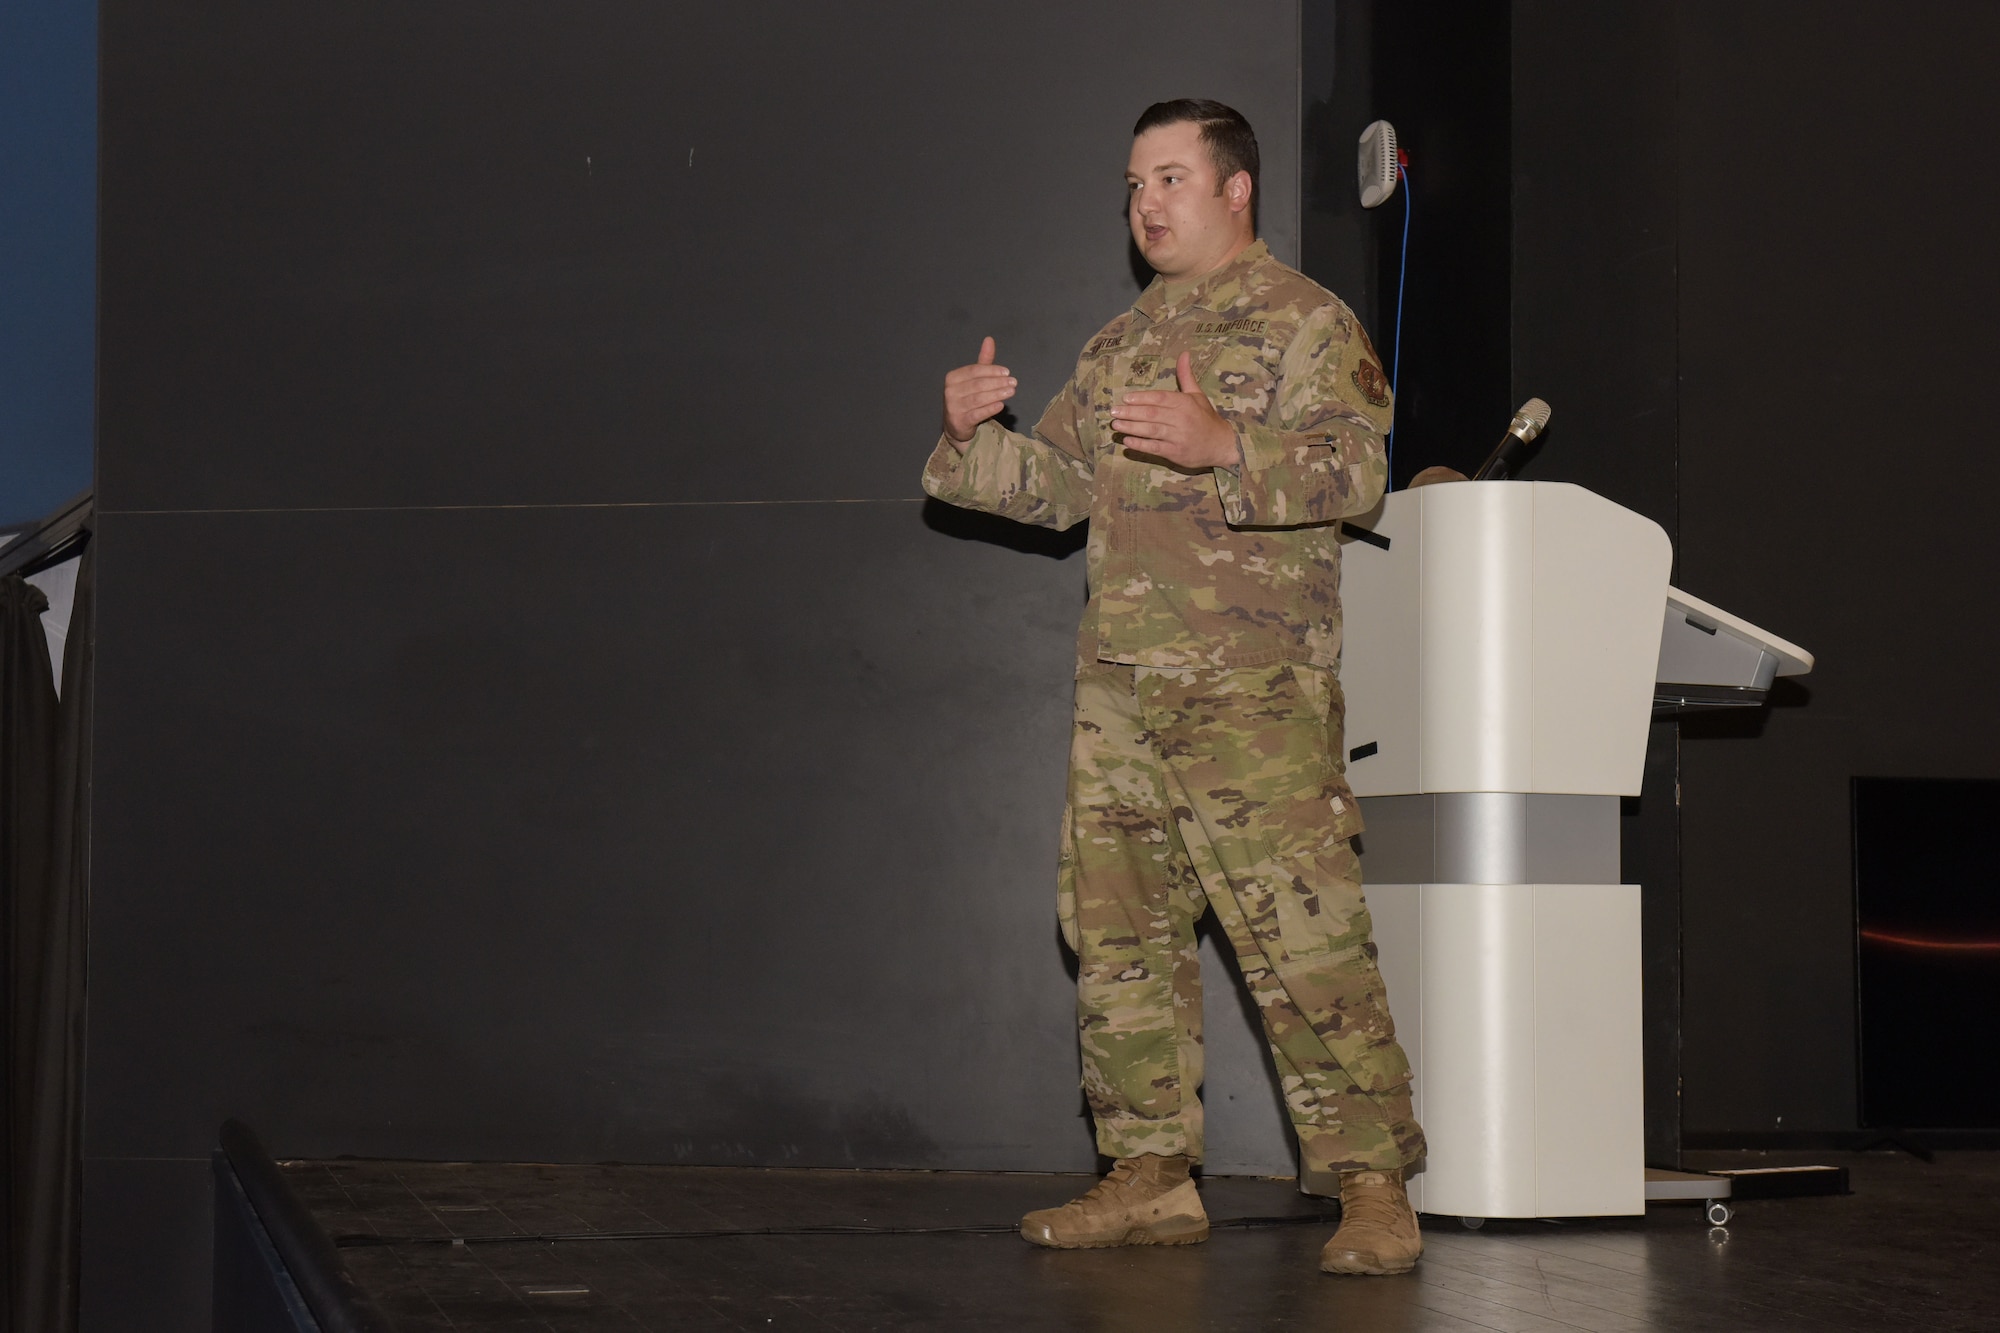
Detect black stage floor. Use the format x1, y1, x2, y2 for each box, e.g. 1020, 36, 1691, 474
283, 1150, 2000, 1331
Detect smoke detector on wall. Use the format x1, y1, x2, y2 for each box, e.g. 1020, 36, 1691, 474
1358, 119, 1399, 208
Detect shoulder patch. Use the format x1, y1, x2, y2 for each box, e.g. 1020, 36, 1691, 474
1351, 357, 1392, 408
1351, 321, 1382, 366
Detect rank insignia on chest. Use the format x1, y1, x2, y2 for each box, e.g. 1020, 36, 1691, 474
1126, 356, 1159, 384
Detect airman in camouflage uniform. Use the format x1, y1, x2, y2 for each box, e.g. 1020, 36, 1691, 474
925, 100, 1424, 1275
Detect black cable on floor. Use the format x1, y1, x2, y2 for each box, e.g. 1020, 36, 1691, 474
334, 1213, 1340, 1249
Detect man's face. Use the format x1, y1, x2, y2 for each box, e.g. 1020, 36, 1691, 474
1126, 121, 1252, 281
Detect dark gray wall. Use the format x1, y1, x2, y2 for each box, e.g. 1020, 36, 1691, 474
89, 2, 1304, 1324
1512, 0, 2000, 1140
1301, 0, 1513, 488
1368, 1, 1514, 487
1674, 1, 2000, 1135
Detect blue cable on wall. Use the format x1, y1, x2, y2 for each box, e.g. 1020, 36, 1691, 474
1385, 161, 1410, 485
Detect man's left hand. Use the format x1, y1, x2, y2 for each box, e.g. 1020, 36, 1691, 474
1110, 352, 1240, 470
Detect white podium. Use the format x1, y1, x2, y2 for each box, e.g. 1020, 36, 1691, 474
1334, 481, 1810, 1220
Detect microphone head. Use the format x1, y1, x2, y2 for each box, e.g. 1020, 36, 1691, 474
1510, 397, 1552, 441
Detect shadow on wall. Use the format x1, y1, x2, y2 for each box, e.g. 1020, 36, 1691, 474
922, 498, 1088, 562
915, 232, 1146, 568
1679, 678, 1814, 742
664, 1073, 944, 1168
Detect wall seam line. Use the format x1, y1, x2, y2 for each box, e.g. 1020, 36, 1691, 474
97, 497, 931, 517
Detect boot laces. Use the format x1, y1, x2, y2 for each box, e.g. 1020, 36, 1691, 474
1072, 1156, 1183, 1210
1339, 1174, 1408, 1233
1076, 1156, 1147, 1206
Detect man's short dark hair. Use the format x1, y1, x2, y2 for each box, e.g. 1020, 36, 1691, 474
1133, 99, 1261, 209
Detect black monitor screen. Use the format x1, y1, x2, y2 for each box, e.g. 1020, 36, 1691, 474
1852, 777, 2000, 1130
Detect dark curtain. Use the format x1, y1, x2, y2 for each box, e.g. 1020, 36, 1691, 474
0, 547, 91, 1333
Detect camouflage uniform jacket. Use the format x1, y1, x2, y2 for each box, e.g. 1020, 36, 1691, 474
923, 240, 1391, 674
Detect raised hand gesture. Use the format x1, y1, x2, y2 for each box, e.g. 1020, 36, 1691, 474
941, 337, 1017, 450
1109, 352, 1238, 470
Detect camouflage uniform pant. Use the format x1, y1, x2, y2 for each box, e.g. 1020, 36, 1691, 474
1058, 661, 1425, 1176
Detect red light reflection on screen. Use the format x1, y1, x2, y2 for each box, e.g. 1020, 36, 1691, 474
1860, 929, 2000, 952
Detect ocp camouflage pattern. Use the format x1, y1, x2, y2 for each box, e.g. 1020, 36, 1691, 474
1062, 662, 1424, 1173
923, 240, 1392, 675
924, 238, 1418, 1176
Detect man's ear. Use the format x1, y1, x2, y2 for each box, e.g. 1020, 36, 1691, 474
1227, 170, 1253, 216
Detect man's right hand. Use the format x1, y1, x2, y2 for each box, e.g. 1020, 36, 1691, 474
1408, 465, 1469, 488
941, 336, 1017, 450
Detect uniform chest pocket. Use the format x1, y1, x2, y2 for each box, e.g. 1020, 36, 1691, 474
1201, 341, 1281, 420
1088, 347, 1173, 455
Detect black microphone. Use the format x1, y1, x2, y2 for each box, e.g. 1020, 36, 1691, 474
1470, 399, 1553, 481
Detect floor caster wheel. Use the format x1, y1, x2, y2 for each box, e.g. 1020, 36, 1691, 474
1460, 1216, 1485, 1230
1705, 1200, 1731, 1226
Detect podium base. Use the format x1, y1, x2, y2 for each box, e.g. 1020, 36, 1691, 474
1367, 880, 1645, 1220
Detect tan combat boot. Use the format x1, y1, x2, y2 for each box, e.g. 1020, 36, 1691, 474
1019, 1154, 1209, 1248
1319, 1168, 1423, 1275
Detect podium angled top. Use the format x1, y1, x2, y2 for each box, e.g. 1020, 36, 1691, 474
1338, 482, 1672, 798
1654, 587, 1814, 708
